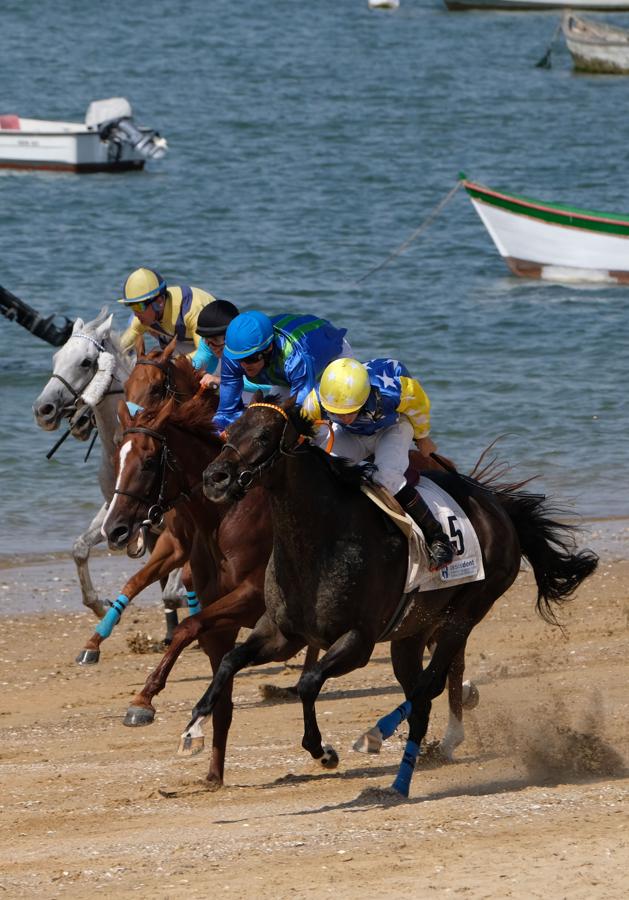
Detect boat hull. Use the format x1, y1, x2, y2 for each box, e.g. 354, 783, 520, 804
463, 179, 629, 283
445, 0, 629, 10
563, 13, 629, 73
0, 127, 146, 173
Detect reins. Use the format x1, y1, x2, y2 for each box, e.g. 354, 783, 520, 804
222, 402, 309, 491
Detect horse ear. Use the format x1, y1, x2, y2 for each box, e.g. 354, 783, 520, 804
284, 394, 297, 412
161, 336, 178, 361
134, 334, 146, 358
252, 389, 265, 402
118, 398, 132, 430
153, 395, 176, 431
72, 317, 85, 334
95, 313, 113, 343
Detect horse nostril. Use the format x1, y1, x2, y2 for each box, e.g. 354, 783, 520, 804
37, 403, 55, 418
109, 526, 130, 548
210, 470, 229, 485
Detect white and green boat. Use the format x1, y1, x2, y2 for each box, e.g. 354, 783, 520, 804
461, 174, 629, 283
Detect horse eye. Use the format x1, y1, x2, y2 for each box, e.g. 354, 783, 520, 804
80, 357, 93, 368
141, 457, 158, 472
255, 430, 271, 446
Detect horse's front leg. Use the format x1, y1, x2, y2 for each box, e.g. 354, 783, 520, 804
178, 613, 305, 757
297, 628, 374, 769
76, 530, 187, 665
72, 502, 109, 619
197, 629, 240, 790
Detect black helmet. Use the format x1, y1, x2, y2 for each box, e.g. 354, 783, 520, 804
196, 299, 240, 337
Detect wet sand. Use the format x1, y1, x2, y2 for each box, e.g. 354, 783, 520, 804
0, 545, 627, 898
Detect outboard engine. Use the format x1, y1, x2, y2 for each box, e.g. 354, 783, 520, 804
85, 97, 168, 161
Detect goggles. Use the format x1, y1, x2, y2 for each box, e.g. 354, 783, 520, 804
128, 299, 152, 313
241, 351, 266, 364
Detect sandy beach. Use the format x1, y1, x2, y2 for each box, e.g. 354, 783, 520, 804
0, 539, 627, 899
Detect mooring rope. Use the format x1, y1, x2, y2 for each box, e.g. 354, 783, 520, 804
353, 178, 463, 285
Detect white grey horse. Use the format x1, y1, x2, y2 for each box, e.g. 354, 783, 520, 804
33, 307, 185, 625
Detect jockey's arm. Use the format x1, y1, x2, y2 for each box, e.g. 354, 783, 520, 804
284, 352, 312, 404
397, 375, 432, 443
214, 356, 246, 431
120, 314, 146, 353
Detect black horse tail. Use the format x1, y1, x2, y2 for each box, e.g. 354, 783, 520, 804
494, 488, 599, 625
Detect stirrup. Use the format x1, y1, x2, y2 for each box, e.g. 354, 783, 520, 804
428, 538, 454, 572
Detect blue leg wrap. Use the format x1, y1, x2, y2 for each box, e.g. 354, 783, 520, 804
376, 700, 412, 740
391, 739, 420, 797
95, 594, 130, 639
186, 590, 201, 616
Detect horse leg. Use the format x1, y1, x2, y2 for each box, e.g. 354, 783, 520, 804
126, 580, 265, 727
72, 502, 109, 619
196, 629, 240, 790
391, 630, 471, 797
178, 613, 305, 757
296, 629, 374, 769
260, 644, 321, 701
439, 643, 466, 761
76, 530, 187, 665
354, 634, 426, 755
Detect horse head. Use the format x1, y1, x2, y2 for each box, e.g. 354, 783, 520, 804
33, 307, 126, 436
203, 393, 309, 503
103, 387, 221, 549
125, 337, 202, 415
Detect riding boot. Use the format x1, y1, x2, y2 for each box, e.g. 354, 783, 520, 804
394, 483, 454, 572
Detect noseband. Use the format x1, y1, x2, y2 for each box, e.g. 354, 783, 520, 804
223, 402, 303, 491
114, 425, 191, 528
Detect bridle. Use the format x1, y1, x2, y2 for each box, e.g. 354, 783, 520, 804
113, 425, 193, 528
222, 402, 305, 491
134, 356, 176, 400
50, 332, 124, 411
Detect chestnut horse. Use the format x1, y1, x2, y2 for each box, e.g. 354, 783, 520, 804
187, 395, 598, 798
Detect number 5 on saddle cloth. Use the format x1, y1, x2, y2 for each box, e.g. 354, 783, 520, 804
362, 479, 485, 595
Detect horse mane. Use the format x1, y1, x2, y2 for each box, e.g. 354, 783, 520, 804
139, 349, 203, 397
279, 395, 377, 489
132, 385, 221, 444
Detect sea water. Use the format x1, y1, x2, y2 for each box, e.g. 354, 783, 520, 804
0, 0, 627, 557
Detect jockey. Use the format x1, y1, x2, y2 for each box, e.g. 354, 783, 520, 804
119, 267, 215, 356
214, 310, 350, 432
192, 299, 269, 396
302, 357, 454, 572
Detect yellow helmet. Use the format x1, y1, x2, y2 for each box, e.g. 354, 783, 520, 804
319, 358, 371, 415
118, 267, 166, 305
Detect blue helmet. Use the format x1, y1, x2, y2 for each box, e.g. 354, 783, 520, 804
224, 311, 274, 360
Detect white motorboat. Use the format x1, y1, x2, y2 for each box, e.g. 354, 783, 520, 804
0, 98, 167, 173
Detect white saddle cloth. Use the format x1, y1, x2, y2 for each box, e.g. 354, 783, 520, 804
361, 478, 485, 594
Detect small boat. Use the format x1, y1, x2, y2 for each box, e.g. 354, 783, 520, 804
461, 174, 629, 283
562, 12, 629, 72
0, 98, 167, 173
445, 0, 629, 11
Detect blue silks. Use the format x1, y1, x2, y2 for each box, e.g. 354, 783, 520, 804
186, 590, 201, 615
376, 699, 412, 740
95, 593, 130, 639
391, 739, 420, 797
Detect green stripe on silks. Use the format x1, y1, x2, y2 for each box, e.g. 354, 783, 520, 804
466, 184, 629, 236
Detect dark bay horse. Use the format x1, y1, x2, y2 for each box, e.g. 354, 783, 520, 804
190, 395, 599, 798
76, 339, 207, 664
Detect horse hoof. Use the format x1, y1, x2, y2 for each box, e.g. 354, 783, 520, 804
353, 726, 383, 754
75, 648, 100, 665
320, 745, 339, 769
462, 680, 480, 710
176, 734, 205, 757
123, 706, 155, 727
